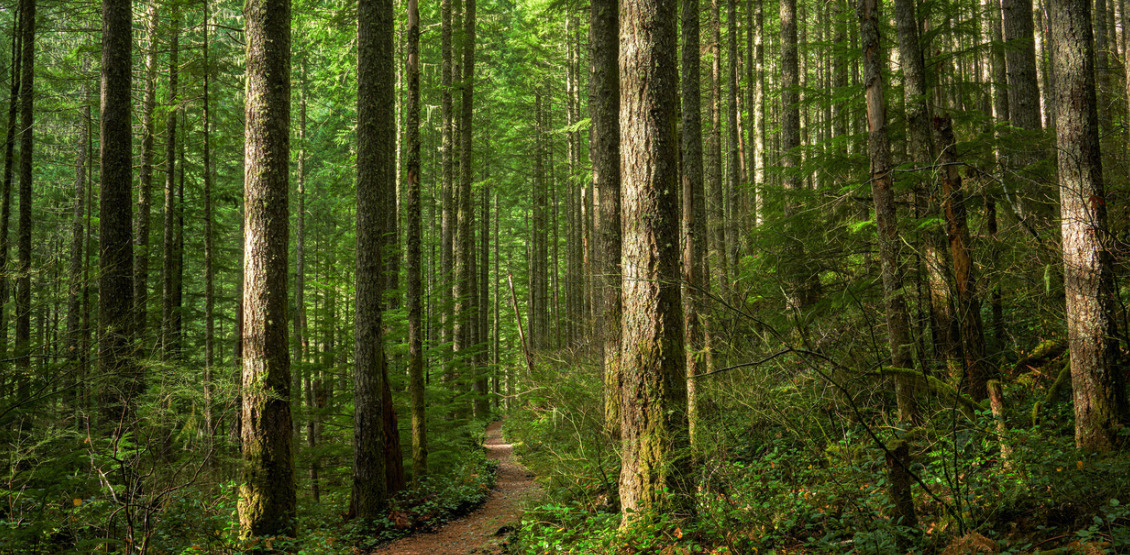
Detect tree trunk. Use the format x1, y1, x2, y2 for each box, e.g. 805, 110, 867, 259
440, 0, 454, 368
682, 0, 707, 445
779, 0, 814, 310
1002, 0, 1042, 130
15, 0, 34, 386
1049, 0, 1127, 451
453, 0, 476, 402
202, 0, 216, 435
619, 0, 690, 519
725, 0, 739, 286
239, 0, 296, 536
65, 77, 89, 414
591, 0, 620, 438
406, 0, 427, 478
860, 0, 920, 425
99, 0, 136, 431
0, 9, 21, 369
161, 13, 180, 361
135, 0, 158, 344
707, 0, 727, 292
350, 0, 393, 519
751, 0, 765, 226
934, 117, 991, 401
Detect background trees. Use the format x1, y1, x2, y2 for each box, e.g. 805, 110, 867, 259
4, 0, 1130, 550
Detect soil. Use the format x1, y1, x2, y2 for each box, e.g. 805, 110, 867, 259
369, 421, 540, 554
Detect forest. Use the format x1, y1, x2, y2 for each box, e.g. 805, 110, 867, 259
2, 0, 1130, 551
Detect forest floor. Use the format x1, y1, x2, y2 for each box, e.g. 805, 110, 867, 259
369, 421, 540, 554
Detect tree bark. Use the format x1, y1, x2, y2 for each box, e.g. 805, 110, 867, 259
682, 0, 708, 445
135, 0, 158, 344
406, 0, 427, 478
934, 117, 991, 401
440, 0, 454, 367
1049, 0, 1127, 451
203, 0, 216, 436
350, 0, 393, 519
453, 0, 476, 408
99, 0, 136, 433
619, 0, 690, 519
725, 0, 739, 285
0, 8, 21, 367
15, 0, 34, 383
239, 0, 296, 536
162, 12, 180, 361
860, 0, 920, 425
707, 0, 727, 291
592, 0, 621, 438
1002, 0, 1042, 130
65, 77, 89, 413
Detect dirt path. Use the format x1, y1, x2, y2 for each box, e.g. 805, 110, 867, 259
370, 421, 540, 554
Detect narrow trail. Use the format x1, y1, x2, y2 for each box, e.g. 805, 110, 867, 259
371, 421, 540, 554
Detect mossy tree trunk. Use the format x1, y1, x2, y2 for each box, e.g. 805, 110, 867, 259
1049, 0, 1128, 452
591, 0, 621, 438
239, 0, 296, 536
99, 0, 137, 430
619, 0, 690, 520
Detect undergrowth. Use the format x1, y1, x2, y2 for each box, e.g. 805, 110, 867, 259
503, 347, 1130, 554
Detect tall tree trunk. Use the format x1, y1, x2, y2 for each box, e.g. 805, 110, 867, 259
725, 0, 739, 286
1002, 0, 1042, 130
0, 8, 21, 369
707, 0, 727, 292
1049, 0, 1127, 451
99, 0, 136, 432
239, 0, 296, 536
350, 0, 393, 519
618, 0, 690, 519
406, 0, 427, 477
751, 0, 764, 226
135, 0, 158, 344
682, 0, 708, 444
591, 0, 620, 438
779, 0, 813, 309
162, 13, 181, 360
440, 0, 454, 369
15, 0, 34, 386
860, 0, 920, 425
533, 92, 548, 350
203, 0, 216, 436
65, 78, 89, 414
453, 0, 476, 405
934, 117, 991, 401
294, 60, 307, 377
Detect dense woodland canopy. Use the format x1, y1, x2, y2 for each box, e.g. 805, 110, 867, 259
4, 0, 1130, 551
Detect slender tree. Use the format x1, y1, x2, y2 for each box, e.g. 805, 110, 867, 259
591, 0, 620, 438
162, 11, 181, 359
682, 0, 707, 443
406, 0, 426, 472
618, 0, 690, 519
453, 0, 476, 407
1049, 0, 1127, 451
202, 0, 216, 433
859, 0, 919, 424
15, 0, 33, 381
135, 0, 158, 343
0, 7, 20, 365
65, 78, 90, 411
239, 0, 296, 536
